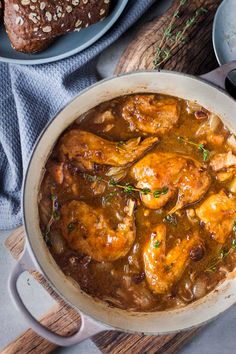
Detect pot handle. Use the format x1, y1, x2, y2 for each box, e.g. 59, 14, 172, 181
201, 60, 236, 89
8, 246, 109, 347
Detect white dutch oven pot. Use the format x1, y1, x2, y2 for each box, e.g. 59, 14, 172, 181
9, 62, 236, 346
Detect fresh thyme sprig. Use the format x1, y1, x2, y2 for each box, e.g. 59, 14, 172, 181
109, 179, 150, 195
233, 218, 236, 234
44, 192, 60, 245
109, 179, 169, 199
206, 221, 236, 272
206, 247, 234, 273
84, 173, 169, 199
155, 240, 161, 249
153, 1, 208, 69
177, 136, 210, 161
116, 141, 126, 152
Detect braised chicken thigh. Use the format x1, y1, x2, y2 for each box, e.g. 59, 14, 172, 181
122, 95, 180, 134
143, 224, 204, 294
39, 93, 236, 312
60, 129, 158, 170
61, 199, 135, 262
131, 152, 211, 212
196, 191, 236, 244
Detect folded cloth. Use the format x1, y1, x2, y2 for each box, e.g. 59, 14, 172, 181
0, 0, 155, 230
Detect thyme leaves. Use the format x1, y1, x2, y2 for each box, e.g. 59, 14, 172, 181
153, 1, 208, 69
206, 220, 236, 272
84, 173, 168, 200
44, 192, 60, 245
109, 179, 169, 199
178, 136, 210, 162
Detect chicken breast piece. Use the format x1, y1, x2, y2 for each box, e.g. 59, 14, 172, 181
60, 129, 158, 170
196, 191, 236, 244
122, 95, 180, 134
143, 224, 204, 294
60, 199, 136, 262
130, 152, 211, 212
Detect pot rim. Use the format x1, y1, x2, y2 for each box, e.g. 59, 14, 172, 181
22, 69, 236, 334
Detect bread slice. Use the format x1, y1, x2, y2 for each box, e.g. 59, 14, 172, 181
4, 0, 111, 53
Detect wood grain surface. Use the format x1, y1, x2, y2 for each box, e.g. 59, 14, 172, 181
3, 0, 222, 352
116, 0, 221, 75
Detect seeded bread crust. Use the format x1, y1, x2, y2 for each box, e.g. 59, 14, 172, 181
4, 0, 110, 53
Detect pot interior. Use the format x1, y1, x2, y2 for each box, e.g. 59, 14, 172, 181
23, 71, 236, 334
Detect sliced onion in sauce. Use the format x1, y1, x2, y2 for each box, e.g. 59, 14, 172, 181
192, 278, 207, 299
208, 114, 221, 132
103, 296, 124, 308
227, 135, 236, 152
39, 199, 51, 226
186, 209, 198, 223
131, 286, 155, 309
93, 110, 115, 124
132, 243, 140, 254
90, 180, 106, 195
196, 114, 221, 137
123, 275, 132, 288
178, 280, 194, 302
187, 101, 202, 113
228, 177, 236, 194
106, 166, 128, 181
50, 231, 66, 255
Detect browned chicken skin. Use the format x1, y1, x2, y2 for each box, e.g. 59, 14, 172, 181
196, 191, 236, 244
130, 152, 211, 212
60, 129, 158, 170
60, 199, 136, 262
143, 224, 204, 294
122, 95, 180, 135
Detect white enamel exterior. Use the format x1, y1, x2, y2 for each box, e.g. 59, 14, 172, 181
23, 71, 236, 335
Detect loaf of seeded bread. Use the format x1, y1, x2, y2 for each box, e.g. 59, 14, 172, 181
4, 0, 111, 53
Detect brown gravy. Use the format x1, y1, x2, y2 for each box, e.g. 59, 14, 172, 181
39, 94, 236, 311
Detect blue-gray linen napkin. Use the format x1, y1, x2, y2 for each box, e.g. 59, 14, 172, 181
0, 0, 155, 230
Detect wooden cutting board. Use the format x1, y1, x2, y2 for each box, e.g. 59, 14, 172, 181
2, 0, 222, 353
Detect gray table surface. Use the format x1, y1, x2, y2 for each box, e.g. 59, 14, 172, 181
1, 1, 236, 353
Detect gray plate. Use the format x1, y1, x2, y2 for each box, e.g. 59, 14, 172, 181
213, 0, 236, 84
0, 0, 128, 65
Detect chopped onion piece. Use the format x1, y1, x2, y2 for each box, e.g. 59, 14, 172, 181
196, 122, 208, 136
91, 180, 106, 195
106, 166, 127, 181
193, 278, 207, 299
217, 170, 234, 182
103, 124, 115, 132
208, 114, 221, 132
196, 113, 221, 137
94, 110, 115, 124
227, 135, 236, 152
179, 288, 194, 302
228, 177, 236, 194
50, 231, 65, 255
186, 209, 198, 223
187, 101, 202, 113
